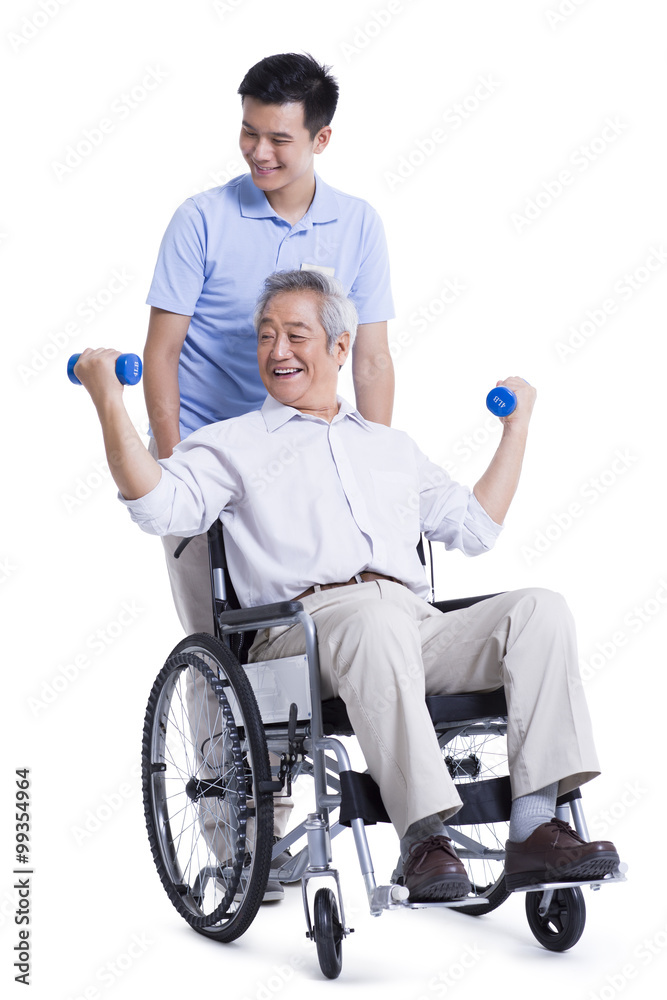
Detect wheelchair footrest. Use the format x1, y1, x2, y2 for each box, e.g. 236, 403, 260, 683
509, 864, 628, 893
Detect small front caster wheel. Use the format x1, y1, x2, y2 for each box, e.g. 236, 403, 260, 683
314, 887, 344, 979
525, 887, 586, 952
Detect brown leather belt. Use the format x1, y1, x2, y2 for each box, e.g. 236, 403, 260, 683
294, 571, 403, 601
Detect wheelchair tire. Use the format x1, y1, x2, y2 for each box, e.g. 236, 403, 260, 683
142, 633, 273, 942
313, 887, 344, 980
440, 727, 511, 916
525, 887, 586, 952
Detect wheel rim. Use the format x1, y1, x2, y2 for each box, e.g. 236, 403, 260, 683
145, 651, 250, 928
442, 726, 510, 910
525, 888, 586, 951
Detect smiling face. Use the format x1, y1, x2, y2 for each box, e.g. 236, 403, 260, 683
257, 290, 350, 420
239, 97, 331, 200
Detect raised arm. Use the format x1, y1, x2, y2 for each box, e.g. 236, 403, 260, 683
73, 349, 162, 501
143, 307, 191, 458
473, 377, 537, 524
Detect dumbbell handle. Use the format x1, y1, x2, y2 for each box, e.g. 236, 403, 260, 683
486, 386, 517, 416
67, 353, 142, 386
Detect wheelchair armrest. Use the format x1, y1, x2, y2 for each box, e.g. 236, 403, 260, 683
217, 600, 305, 632
432, 593, 503, 614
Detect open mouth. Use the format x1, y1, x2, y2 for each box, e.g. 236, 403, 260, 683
253, 161, 279, 175
272, 367, 302, 378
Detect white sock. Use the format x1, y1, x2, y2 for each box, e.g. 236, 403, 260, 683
509, 782, 558, 842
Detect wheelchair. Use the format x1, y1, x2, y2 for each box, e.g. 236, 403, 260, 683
141, 522, 626, 979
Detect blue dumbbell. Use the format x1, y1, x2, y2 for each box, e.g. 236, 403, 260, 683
67, 353, 142, 386
486, 386, 517, 416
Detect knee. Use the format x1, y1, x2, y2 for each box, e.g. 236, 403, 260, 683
512, 587, 573, 624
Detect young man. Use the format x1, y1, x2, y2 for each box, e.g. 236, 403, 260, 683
73, 269, 619, 905
144, 52, 394, 637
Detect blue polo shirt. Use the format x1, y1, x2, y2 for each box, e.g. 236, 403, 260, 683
147, 172, 394, 436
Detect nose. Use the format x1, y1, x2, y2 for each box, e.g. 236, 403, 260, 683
270, 332, 292, 359
253, 135, 274, 164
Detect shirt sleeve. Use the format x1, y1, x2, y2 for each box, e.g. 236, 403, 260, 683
349, 206, 395, 325
119, 429, 244, 538
417, 450, 503, 555
145, 198, 207, 316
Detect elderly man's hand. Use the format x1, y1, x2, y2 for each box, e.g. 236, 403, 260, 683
494, 376, 537, 429
73, 348, 126, 410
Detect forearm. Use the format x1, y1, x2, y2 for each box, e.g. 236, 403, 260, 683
143, 307, 191, 458
352, 322, 394, 425
473, 423, 529, 525
97, 396, 162, 501
472, 377, 536, 524
143, 342, 182, 458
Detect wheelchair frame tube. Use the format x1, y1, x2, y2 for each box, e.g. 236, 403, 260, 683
296, 610, 331, 810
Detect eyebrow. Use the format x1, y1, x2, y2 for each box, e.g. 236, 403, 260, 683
259, 318, 311, 330
242, 119, 293, 140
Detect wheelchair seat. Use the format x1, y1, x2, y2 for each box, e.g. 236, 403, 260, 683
322, 687, 508, 736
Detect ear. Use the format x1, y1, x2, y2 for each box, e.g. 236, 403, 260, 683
333, 330, 351, 368
313, 126, 332, 155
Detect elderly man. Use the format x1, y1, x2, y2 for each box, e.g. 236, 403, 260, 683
73, 270, 618, 902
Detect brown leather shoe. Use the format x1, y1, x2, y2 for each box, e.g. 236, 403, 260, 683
505, 818, 620, 890
403, 836, 471, 902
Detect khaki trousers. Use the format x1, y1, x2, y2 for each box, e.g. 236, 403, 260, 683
249, 581, 600, 839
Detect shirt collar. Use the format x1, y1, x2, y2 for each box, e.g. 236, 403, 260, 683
261, 393, 371, 432
239, 172, 338, 224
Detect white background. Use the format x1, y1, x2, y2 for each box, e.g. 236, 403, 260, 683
2, 1, 665, 997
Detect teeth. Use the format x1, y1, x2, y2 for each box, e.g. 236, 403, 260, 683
275, 368, 299, 374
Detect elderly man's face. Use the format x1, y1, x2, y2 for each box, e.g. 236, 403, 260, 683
257, 290, 349, 414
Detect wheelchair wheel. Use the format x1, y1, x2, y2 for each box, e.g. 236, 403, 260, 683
525, 887, 586, 952
441, 726, 511, 916
142, 633, 273, 942
314, 887, 344, 980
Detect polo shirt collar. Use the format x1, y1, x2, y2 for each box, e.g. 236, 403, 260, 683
261, 393, 370, 432
239, 172, 339, 224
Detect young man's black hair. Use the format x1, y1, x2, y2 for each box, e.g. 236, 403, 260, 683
238, 52, 339, 138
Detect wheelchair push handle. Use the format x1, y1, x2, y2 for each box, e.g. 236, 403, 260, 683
67, 353, 143, 386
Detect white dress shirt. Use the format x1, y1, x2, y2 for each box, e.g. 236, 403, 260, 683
122, 396, 502, 607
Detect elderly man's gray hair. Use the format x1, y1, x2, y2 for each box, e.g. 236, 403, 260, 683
253, 269, 359, 352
